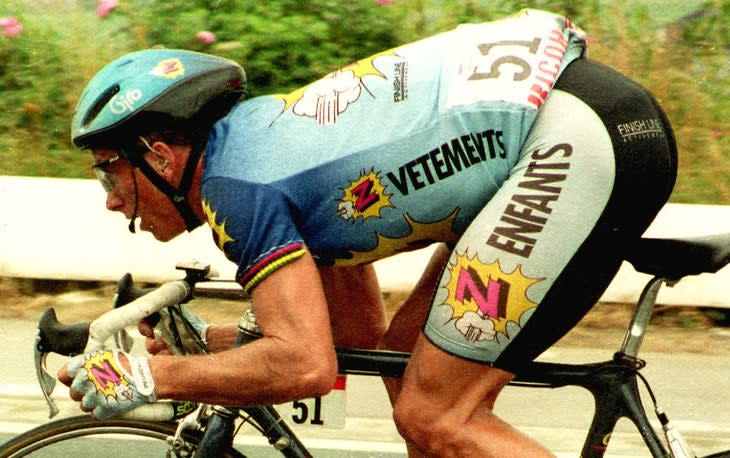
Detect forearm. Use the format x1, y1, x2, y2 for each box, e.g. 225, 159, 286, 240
149, 254, 338, 408
149, 334, 337, 406
204, 323, 240, 352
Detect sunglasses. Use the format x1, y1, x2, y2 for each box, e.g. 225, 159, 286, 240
90, 137, 159, 192
91, 155, 122, 193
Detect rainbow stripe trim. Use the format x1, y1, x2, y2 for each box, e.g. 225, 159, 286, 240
238, 243, 306, 294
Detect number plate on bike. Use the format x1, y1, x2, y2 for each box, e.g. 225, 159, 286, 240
276, 375, 347, 429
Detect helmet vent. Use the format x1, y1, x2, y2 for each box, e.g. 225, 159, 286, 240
82, 84, 120, 128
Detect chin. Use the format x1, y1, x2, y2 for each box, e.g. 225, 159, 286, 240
144, 224, 185, 242
153, 230, 184, 242
138, 214, 188, 242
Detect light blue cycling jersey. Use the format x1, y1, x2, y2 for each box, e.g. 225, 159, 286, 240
200, 9, 587, 293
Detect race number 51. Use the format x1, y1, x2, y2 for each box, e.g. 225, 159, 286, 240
279, 375, 347, 429
468, 38, 541, 82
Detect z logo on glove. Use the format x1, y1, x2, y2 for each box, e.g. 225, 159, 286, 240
83, 349, 133, 401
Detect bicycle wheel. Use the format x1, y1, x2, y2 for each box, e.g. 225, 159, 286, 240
0, 415, 246, 458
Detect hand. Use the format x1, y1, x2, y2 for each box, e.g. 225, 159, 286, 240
139, 317, 173, 355
141, 304, 211, 355
58, 348, 157, 419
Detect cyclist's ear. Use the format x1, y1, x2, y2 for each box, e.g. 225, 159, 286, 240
143, 141, 179, 179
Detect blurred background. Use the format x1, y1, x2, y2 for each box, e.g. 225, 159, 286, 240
0, 0, 728, 204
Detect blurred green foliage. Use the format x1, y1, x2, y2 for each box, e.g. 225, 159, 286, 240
133, 0, 403, 94
0, 0, 727, 203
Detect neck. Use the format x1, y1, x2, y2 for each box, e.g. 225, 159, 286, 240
187, 158, 206, 224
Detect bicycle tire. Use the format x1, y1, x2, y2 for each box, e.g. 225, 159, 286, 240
0, 415, 246, 458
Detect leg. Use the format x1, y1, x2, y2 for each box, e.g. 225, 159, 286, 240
377, 243, 451, 404
393, 61, 677, 456
379, 243, 451, 353
393, 95, 608, 455
319, 264, 387, 349
394, 336, 554, 457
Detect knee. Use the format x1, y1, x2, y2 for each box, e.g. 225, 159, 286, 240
393, 396, 460, 456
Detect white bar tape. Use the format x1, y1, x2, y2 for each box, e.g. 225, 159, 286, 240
88, 280, 191, 348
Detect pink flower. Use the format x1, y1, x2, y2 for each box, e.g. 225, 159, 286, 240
196, 31, 216, 44
0, 17, 18, 28
97, 0, 119, 18
0, 17, 22, 37
376, 0, 394, 4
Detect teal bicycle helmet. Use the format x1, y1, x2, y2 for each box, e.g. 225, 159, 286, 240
72, 48, 246, 148
71, 49, 246, 231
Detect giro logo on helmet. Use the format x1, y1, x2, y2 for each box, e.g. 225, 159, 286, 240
109, 89, 143, 115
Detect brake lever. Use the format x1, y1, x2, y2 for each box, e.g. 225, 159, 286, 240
33, 333, 59, 418
34, 307, 91, 418
32, 266, 210, 419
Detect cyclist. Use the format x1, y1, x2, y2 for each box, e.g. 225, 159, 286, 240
59, 9, 677, 456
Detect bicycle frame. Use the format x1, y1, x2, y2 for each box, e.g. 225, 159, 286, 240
229, 273, 696, 458
27, 232, 730, 458
206, 275, 672, 458
336, 348, 667, 457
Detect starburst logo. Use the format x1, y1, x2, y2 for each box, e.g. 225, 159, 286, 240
202, 200, 235, 251
272, 50, 398, 125
337, 170, 393, 222
83, 350, 130, 398
150, 58, 185, 79
340, 210, 459, 266
442, 253, 542, 341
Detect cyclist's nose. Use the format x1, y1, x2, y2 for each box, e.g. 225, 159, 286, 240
105, 192, 124, 212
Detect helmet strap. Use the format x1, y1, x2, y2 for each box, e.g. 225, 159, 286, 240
128, 169, 139, 233
123, 146, 203, 232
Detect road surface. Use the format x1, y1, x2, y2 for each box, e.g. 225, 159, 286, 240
0, 318, 728, 456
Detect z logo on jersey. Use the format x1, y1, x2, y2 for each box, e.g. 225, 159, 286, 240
337, 170, 393, 222
351, 179, 379, 212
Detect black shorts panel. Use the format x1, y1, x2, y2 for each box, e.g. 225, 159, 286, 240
493, 59, 678, 372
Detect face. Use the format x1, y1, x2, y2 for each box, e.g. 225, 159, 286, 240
91, 148, 187, 241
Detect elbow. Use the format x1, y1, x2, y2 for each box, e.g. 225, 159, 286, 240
291, 350, 338, 399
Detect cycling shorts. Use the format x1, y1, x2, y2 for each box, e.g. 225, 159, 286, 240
423, 58, 678, 371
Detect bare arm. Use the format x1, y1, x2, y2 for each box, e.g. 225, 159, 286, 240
139, 321, 239, 355
149, 253, 337, 406
60, 252, 338, 407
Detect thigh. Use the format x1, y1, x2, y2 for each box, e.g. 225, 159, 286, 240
319, 264, 387, 349
423, 88, 616, 365
494, 59, 678, 370
422, 64, 676, 369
